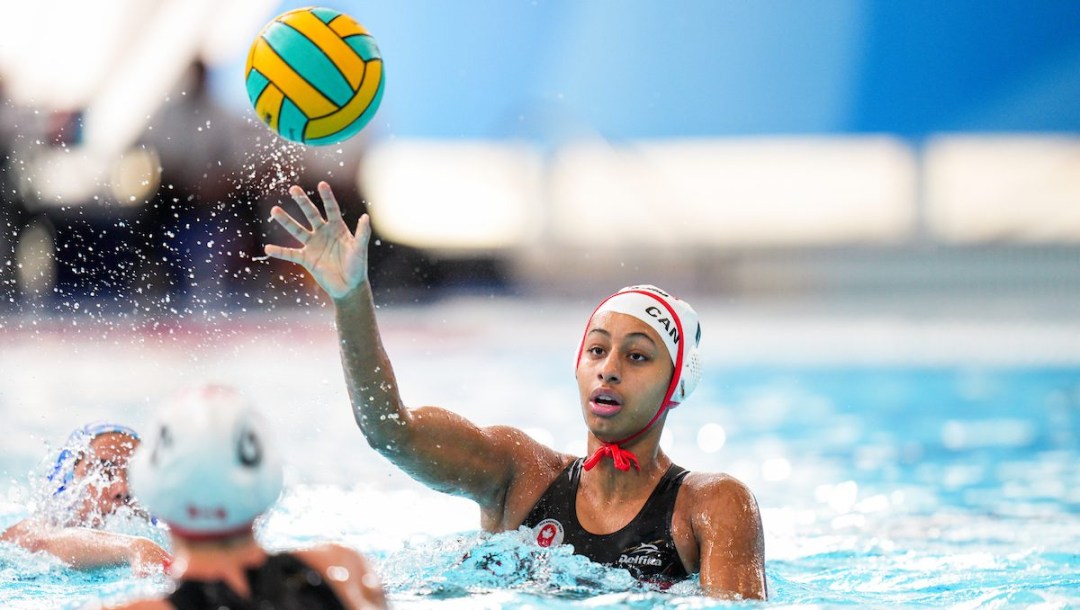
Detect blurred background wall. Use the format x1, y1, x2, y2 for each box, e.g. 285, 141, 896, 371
0, 0, 1077, 312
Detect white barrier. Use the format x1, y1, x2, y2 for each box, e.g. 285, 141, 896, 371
360, 135, 1080, 253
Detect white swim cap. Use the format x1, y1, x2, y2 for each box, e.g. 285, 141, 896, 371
581, 284, 703, 406
129, 385, 283, 539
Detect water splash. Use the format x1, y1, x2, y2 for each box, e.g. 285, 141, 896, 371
378, 528, 672, 601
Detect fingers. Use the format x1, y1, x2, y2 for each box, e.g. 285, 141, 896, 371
356, 213, 371, 247
269, 205, 312, 245
290, 184, 326, 229
264, 243, 304, 264
318, 181, 344, 223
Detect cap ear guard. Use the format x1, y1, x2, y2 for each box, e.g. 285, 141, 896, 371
672, 344, 703, 405
47, 448, 77, 495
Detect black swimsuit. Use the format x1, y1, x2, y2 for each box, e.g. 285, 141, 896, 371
522, 458, 691, 583
165, 553, 346, 610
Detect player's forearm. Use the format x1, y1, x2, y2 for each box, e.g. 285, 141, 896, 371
10, 526, 150, 568
333, 281, 413, 452
332, 282, 513, 502
54, 533, 137, 568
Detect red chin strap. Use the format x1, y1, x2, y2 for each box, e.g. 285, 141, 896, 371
582, 399, 677, 472
583, 442, 639, 471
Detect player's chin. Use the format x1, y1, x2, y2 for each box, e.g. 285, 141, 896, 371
584, 416, 623, 439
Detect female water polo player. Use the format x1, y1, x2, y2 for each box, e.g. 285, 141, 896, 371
106, 384, 386, 610
0, 423, 171, 574
265, 182, 767, 599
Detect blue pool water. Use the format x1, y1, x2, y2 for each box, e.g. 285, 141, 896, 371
1, 299, 1077, 609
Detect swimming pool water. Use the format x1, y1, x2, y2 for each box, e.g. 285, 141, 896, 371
1, 299, 1077, 609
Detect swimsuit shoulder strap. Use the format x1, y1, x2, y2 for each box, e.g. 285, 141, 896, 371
653, 462, 689, 518
521, 457, 582, 528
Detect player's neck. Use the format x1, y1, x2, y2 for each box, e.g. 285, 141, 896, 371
582, 441, 670, 499
172, 533, 268, 583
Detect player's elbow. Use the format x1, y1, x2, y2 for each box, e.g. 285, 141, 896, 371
356, 408, 417, 458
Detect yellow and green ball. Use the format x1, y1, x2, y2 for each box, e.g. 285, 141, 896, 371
245, 7, 384, 146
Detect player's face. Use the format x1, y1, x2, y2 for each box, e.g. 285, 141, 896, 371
72, 432, 138, 524
576, 311, 674, 441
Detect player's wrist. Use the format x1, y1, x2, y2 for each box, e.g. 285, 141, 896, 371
330, 279, 373, 310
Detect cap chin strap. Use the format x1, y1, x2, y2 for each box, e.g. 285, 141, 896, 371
583, 442, 639, 472
583, 395, 679, 472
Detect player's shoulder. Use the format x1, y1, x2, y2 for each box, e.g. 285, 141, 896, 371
294, 543, 370, 569
680, 471, 760, 513
292, 544, 389, 608
677, 470, 765, 558
486, 424, 572, 469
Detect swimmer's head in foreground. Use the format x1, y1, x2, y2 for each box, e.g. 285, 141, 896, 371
129, 384, 284, 539
110, 385, 387, 610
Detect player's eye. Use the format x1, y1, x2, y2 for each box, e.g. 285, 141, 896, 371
98, 459, 119, 477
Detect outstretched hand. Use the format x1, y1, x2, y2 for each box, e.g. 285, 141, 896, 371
264, 182, 371, 300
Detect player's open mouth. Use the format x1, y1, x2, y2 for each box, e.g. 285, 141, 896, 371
589, 390, 623, 417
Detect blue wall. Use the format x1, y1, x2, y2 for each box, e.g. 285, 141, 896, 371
224, 0, 1080, 141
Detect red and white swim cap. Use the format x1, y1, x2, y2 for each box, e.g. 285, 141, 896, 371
129, 384, 284, 539
578, 284, 703, 407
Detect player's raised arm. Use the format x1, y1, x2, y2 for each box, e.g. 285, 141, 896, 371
264, 182, 553, 514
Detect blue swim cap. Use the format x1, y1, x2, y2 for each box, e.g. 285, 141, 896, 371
47, 422, 140, 496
